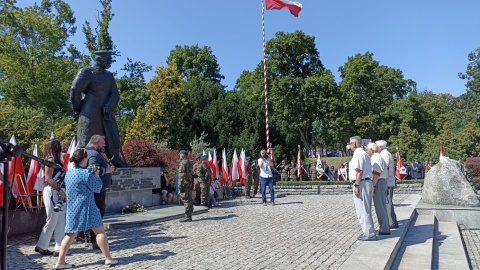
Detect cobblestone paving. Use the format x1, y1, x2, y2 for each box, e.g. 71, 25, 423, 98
11, 194, 413, 270
462, 229, 480, 270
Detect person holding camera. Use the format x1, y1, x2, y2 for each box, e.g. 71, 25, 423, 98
54, 148, 118, 269
85, 135, 115, 249
258, 149, 275, 206
35, 139, 67, 256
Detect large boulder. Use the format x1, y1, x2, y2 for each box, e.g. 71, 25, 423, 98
422, 156, 480, 206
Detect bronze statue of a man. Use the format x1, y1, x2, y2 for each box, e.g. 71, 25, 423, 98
70, 50, 128, 167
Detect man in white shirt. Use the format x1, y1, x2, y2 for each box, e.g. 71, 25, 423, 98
258, 149, 274, 206
376, 140, 399, 229
349, 136, 376, 241
366, 143, 390, 235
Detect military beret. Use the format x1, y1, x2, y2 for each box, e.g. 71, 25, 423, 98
179, 150, 188, 155
414, 156, 419, 159
458, 157, 463, 161
246, 156, 250, 160
196, 156, 201, 160
201, 155, 207, 160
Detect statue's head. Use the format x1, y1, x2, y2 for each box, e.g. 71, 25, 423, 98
94, 50, 113, 69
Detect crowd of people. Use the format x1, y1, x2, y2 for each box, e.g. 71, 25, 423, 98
32, 135, 119, 269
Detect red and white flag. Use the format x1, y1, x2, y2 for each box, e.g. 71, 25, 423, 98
395, 148, 408, 180
239, 149, 247, 185
231, 149, 239, 184
440, 145, 445, 157
8, 135, 26, 199
50, 131, 55, 140
63, 136, 77, 171
221, 149, 229, 184
266, 0, 303, 17
213, 150, 219, 179
26, 144, 40, 195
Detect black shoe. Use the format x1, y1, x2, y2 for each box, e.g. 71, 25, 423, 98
90, 243, 100, 250
378, 232, 391, 235
390, 224, 399, 229
179, 217, 192, 222
245, 195, 252, 199
34, 246, 53, 256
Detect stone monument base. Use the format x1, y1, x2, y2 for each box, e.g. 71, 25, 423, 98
416, 199, 480, 229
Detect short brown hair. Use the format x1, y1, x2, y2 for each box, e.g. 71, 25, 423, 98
89, 134, 105, 145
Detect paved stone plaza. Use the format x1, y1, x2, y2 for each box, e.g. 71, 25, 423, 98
7, 194, 480, 269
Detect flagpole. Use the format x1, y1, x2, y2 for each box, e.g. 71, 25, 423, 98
261, 0, 270, 152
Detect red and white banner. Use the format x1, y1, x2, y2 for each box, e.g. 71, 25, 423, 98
231, 149, 239, 184
63, 136, 77, 171
213, 150, 219, 179
221, 149, 229, 184
239, 149, 247, 185
9, 135, 26, 199
26, 144, 40, 195
266, 0, 303, 17
395, 149, 408, 180
440, 145, 444, 157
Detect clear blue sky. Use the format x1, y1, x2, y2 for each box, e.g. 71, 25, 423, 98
20, 0, 480, 97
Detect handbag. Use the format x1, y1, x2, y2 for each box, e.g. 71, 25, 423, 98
213, 190, 218, 199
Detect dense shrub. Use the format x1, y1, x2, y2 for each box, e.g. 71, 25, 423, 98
466, 157, 480, 178
122, 139, 161, 167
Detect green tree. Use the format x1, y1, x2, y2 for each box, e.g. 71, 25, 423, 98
459, 48, 480, 94
82, 0, 118, 55
0, 0, 85, 116
126, 61, 189, 149
336, 52, 415, 143
167, 45, 224, 84
116, 58, 152, 141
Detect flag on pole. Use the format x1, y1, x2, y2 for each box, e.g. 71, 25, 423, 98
26, 144, 40, 195
297, 148, 301, 178
266, 0, 303, 17
221, 149, 229, 184
395, 148, 408, 180
203, 149, 206, 157
231, 149, 239, 184
213, 150, 219, 179
63, 136, 77, 171
239, 149, 247, 185
9, 135, 26, 199
50, 131, 55, 139
440, 145, 445, 157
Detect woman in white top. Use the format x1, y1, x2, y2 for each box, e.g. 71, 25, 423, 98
258, 149, 274, 206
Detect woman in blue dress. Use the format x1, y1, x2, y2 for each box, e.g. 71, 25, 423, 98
54, 148, 118, 269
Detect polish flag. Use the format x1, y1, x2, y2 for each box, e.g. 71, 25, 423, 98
440, 145, 445, 157
239, 149, 247, 185
395, 148, 408, 180
266, 0, 303, 17
231, 149, 239, 184
202, 149, 206, 157
26, 144, 40, 195
221, 149, 229, 184
63, 136, 77, 171
213, 150, 219, 179
50, 131, 55, 139
9, 135, 26, 199
34, 168, 45, 191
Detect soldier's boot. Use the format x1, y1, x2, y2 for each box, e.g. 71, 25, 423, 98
179, 216, 192, 222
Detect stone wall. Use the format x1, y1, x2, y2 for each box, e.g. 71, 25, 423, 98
272, 183, 423, 195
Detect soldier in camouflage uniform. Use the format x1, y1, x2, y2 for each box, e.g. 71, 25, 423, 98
193, 156, 210, 206
279, 160, 289, 181
251, 159, 260, 197
309, 161, 318, 181
244, 157, 253, 198
178, 150, 194, 222
200, 155, 212, 206
289, 162, 298, 181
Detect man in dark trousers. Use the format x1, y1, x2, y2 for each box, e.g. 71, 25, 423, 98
86, 134, 115, 249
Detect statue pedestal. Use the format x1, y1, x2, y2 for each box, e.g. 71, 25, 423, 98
416, 199, 480, 229
106, 167, 163, 213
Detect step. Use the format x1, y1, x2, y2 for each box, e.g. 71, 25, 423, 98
396, 214, 435, 270
435, 221, 470, 269
338, 194, 421, 270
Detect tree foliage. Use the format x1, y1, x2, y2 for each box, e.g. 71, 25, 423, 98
0, 0, 85, 116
